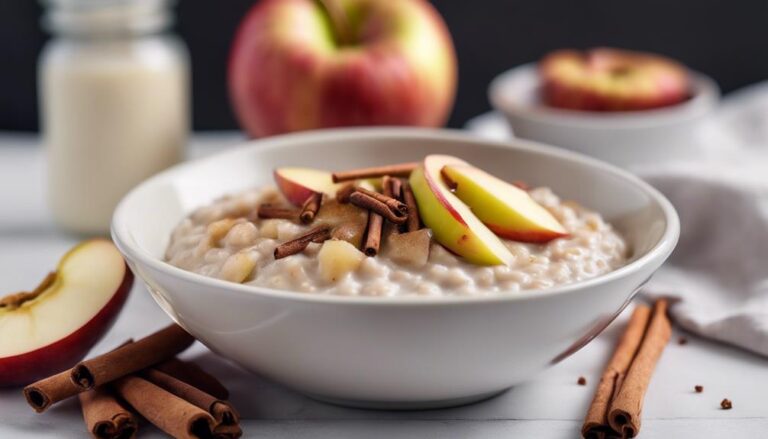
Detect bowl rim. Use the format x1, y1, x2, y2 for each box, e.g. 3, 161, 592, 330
112, 127, 680, 306
489, 62, 720, 130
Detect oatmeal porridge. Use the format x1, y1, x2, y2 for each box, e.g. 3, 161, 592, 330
166, 156, 627, 297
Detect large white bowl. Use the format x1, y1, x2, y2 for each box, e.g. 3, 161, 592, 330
489, 63, 720, 167
112, 128, 679, 409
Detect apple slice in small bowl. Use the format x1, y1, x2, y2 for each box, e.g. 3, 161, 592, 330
0, 239, 132, 387
442, 164, 567, 243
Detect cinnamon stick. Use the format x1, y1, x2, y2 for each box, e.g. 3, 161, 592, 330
257, 204, 299, 221
349, 191, 407, 225
299, 193, 322, 224
332, 162, 418, 182
24, 368, 83, 413
354, 186, 407, 215
25, 340, 134, 413
402, 181, 421, 233
581, 300, 671, 438
384, 176, 403, 200
79, 386, 138, 439
274, 226, 331, 259
143, 369, 241, 438
71, 324, 195, 390
582, 305, 652, 439
155, 358, 229, 400
362, 209, 383, 257
608, 300, 671, 438
113, 375, 215, 439
335, 183, 356, 203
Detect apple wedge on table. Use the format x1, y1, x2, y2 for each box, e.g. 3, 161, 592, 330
441, 164, 567, 243
0, 240, 132, 386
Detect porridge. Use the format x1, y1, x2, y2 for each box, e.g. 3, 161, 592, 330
165, 156, 628, 297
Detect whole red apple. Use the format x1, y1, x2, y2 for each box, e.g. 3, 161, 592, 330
228, 0, 457, 137
540, 48, 690, 111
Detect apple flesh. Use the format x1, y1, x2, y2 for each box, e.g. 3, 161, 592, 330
274, 167, 343, 206
442, 165, 567, 243
409, 155, 513, 266
228, 0, 457, 137
0, 240, 132, 387
540, 48, 690, 111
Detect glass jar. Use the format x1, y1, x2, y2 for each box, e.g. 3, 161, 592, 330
39, 0, 190, 235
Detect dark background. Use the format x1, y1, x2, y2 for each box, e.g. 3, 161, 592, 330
1, 0, 764, 131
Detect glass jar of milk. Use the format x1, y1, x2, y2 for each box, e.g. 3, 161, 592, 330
39, 0, 189, 235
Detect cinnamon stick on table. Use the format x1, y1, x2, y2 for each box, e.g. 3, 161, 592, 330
113, 375, 215, 439
24, 340, 134, 413
581, 300, 672, 439
144, 368, 241, 438
155, 358, 229, 400
331, 162, 418, 182
71, 324, 195, 390
79, 386, 138, 439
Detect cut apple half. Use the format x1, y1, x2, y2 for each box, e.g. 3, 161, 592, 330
273, 167, 343, 206
0, 239, 132, 386
409, 155, 514, 266
442, 164, 567, 243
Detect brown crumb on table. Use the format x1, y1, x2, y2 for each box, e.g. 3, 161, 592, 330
678, 336, 688, 345
695, 385, 703, 393
720, 398, 733, 410
577, 376, 587, 386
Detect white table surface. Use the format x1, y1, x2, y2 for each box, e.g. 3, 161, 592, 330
1, 132, 766, 438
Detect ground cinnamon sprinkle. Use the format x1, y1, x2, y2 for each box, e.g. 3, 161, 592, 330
695, 385, 703, 393
720, 398, 732, 410
578, 376, 587, 386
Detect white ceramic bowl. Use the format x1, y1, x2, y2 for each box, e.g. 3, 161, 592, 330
489, 63, 720, 168
112, 128, 679, 409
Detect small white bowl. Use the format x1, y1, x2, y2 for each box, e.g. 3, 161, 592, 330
112, 128, 678, 409
489, 63, 720, 167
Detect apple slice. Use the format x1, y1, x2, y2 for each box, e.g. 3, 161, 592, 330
274, 167, 343, 206
441, 165, 567, 243
0, 240, 132, 386
409, 155, 513, 266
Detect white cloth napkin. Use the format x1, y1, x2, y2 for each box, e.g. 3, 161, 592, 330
466, 87, 768, 357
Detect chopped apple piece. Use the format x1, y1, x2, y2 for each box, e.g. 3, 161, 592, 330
385, 229, 432, 268
274, 167, 343, 206
0, 240, 131, 386
442, 165, 567, 243
331, 222, 367, 249
409, 155, 514, 266
219, 252, 258, 283
317, 240, 366, 283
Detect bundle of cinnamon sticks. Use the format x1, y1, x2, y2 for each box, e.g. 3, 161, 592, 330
581, 299, 672, 439
23, 324, 242, 439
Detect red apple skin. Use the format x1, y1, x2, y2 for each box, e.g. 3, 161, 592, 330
485, 225, 567, 244
273, 169, 317, 206
0, 267, 132, 387
228, 0, 457, 137
540, 48, 690, 111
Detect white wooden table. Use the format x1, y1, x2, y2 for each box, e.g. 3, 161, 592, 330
1, 133, 766, 438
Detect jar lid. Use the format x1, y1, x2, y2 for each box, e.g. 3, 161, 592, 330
42, 0, 175, 36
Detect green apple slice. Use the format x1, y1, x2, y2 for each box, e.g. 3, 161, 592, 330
409, 155, 513, 266
441, 164, 567, 243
